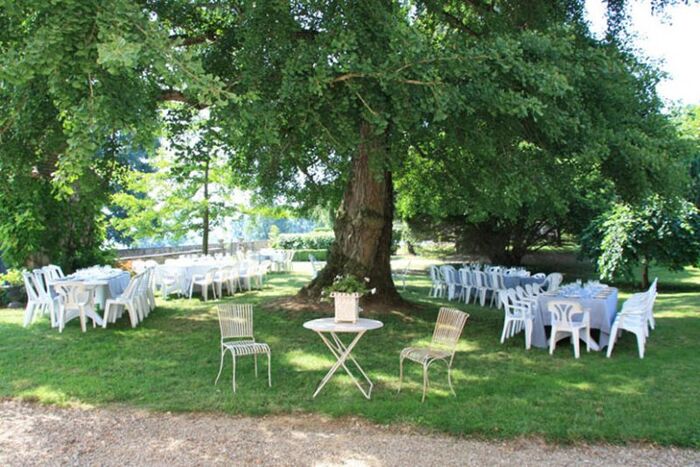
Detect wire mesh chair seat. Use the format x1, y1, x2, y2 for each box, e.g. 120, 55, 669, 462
215, 304, 271, 393
222, 340, 271, 356
398, 307, 469, 402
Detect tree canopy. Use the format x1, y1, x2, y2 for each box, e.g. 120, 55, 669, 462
0, 0, 695, 297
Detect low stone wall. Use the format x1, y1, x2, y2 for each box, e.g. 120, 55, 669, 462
116, 240, 270, 263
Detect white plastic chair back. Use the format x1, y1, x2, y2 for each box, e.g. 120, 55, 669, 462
32, 269, 51, 298
548, 300, 585, 329
474, 271, 487, 288
430, 307, 469, 354
459, 268, 471, 287
429, 265, 441, 283
23, 272, 42, 302
545, 273, 563, 292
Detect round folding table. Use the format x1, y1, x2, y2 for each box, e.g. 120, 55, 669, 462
303, 318, 383, 399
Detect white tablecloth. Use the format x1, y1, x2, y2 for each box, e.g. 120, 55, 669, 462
159, 259, 244, 293
51, 268, 131, 309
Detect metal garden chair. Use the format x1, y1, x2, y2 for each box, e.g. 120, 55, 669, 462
398, 307, 469, 402
215, 304, 271, 393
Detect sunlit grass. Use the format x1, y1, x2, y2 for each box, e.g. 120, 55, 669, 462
0, 267, 699, 446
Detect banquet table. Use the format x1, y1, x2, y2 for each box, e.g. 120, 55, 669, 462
50, 267, 130, 310
503, 275, 545, 289
303, 318, 383, 399
156, 256, 254, 294
532, 287, 618, 350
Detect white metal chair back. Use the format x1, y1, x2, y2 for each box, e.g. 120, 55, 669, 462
429, 307, 469, 354
533, 272, 546, 280
217, 303, 255, 341
548, 300, 585, 329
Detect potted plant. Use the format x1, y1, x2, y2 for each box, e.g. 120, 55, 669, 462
0, 269, 26, 308
322, 275, 376, 323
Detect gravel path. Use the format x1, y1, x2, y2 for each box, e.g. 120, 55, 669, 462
1, 400, 698, 466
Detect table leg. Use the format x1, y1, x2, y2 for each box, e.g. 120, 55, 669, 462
313, 330, 374, 399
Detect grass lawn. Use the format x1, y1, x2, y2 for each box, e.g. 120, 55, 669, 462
1, 263, 699, 447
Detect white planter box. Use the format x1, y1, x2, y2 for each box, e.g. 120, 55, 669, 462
331, 292, 362, 323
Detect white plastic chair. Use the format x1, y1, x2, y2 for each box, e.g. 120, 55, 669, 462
606, 300, 648, 359
213, 267, 232, 297
398, 307, 469, 402
499, 289, 534, 349
53, 282, 97, 333
159, 268, 183, 298
189, 268, 218, 301
22, 272, 61, 328
103, 275, 142, 328
457, 268, 473, 304
309, 255, 320, 280
472, 271, 489, 306
392, 260, 411, 291
489, 272, 506, 308
548, 300, 591, 359
214, 304, 271, 393
544, 273, 563, 292
428, 265, 445, 298
440, 265, 459, 300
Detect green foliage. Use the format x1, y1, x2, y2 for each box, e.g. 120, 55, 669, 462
272, 232, 335, 250
268, 225, 281, 243
0, 269, 24, 287
581, 196, 700, 283
291, 249, 327, 262
321, 274, 371, 298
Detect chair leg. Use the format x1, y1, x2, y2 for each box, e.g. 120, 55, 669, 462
572, 329, 580, 359
525, 320, 532, 350
254, 353, 258, 377
421, 362, 429, 403
606, 323, 618, 358
586, 326, 591, 352
267, 352, 272, 387
549, 328, 557, 355
447, 364, 456, 396
635, 331, 646, 359
231, 353, 237, 393
23, 303, 36, 327
215, 348, 225, 385
398, 356, 405, 393
500, 319, 510, 344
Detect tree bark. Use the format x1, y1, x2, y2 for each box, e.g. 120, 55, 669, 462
641, 259, 649, 290
300, 123, 402, 305
202, 159, 210, 255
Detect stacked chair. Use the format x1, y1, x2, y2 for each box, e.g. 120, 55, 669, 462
103, 267, 156, 328
607, 278, 658, 359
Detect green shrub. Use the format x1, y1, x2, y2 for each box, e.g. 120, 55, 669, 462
0, 269, 24, 287
273, 232, 335, 250
292, 249, 328, 261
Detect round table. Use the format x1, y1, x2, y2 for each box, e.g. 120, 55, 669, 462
303, 318, 383, 399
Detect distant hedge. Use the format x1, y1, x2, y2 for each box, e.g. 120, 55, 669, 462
273, 231, 335, 250
292, 249, 328, 261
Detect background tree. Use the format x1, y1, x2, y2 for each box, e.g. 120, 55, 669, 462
112, 107, 240, 253
581, 195, 700, 289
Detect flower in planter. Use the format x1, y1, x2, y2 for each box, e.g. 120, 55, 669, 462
321, 274, 372, 301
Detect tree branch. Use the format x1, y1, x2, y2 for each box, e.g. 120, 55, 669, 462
169, 31, 218, 46
159, 90, 207, 110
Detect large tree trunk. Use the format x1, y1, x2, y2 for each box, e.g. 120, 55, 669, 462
300, 123, 402, 305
